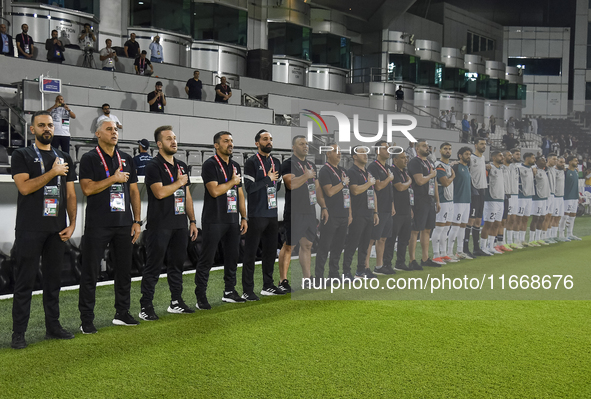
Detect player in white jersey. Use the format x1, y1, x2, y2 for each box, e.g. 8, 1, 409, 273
481, 151, 505, 254
505, 148, 522, 249
516, 153, 536, 246
529, 156, 550, 246
498, 150, 517, 251
552, 156, 568, 241
543, 153, 558, 243
465, 139, 490, 257
432, 142, 458, 264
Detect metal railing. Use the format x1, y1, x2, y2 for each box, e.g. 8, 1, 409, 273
242, 93, 268, 108
0, 95, 28, 149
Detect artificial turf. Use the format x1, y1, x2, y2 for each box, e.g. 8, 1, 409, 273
0, 216, 590, 398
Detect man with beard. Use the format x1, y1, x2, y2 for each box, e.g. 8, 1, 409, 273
78, 120, 142, 333
15, 24, 34, 59
10, 111, 77, 349
138, 126, 198, 321
195, 131, 248, 309
542, 153, 558, 243
432, 142, 457, 264
516, 152, 536, 246
552, 156, 567, 241
529, 156, 550, 246
315, 143, 352, 279
464, 138, 490, 257
505, 148, 523, 249
97, 103, 123, 130
45, 29, 65, 63
499, 150, 517, 250
279, 136, 328, 290
448, 147, 473, 260
561, 155, 582, 241
480, 151, 505, 254
408, 139, 441, 269
241, 130, 284, 300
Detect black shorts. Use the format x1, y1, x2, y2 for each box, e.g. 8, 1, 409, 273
285, 213, 317, 246
412, 198, 436, 231
502, 195, 510, 220
470, 189, 485, 219
371, 212, 393, 240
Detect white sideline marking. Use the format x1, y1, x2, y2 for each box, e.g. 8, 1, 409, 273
0, 256, 308, 301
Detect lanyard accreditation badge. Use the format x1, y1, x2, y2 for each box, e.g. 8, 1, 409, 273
326, 163, 349, 209
96, 146, 126, 212
297, 160, 317, 205
34, 144, 62, 217
164, 162, 186, 215
361, 169, 375, 209
257, 154, 277, 209
422, 159, 435, 196
215, 155, 238, 213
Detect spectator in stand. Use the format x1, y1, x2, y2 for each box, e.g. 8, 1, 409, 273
16, 24, 34, 59
502, 132, 519, 150
477, 123, 489, 141
149, 36, 163, 63
461, 114, 470, 143
541, 135, 551, 157
449, 107, 457, 129
78, 23, 96, 49
215, 77, 232, 103
124, 32, 140, 58
97, 103, 123, 130
507, 117, 516, 136
523, 115, 531, 134
551, 135, 560, 155
470, 119, 478, 142
147, 81, 166, 113
1, 24, 15, 57
45, 30, 65, 64
406, 141, 417, 159
135, 50, 153, 76
185, 70, 202, 100
489, 115, 496, 134
395, 86, 404, 112
99, 39, 118, 71
133, 139, 152, 176
439, 111, 447, 129
566, 134, 573, 152
47, 95, 76, 153
445, 110, 451, 129
559, 134, 567, 155
531, 116, 538, 135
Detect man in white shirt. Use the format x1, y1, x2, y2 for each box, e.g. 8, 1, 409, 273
97, 103, 123, 130
99, 39, 118, 71
78, 23, 96, 49
47, 95, 76, 153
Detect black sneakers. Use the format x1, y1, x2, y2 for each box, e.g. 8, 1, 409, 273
168, 299, 195, 314
355, 268, 378, 279
374, 265, 396, 275
196, 296, 211, 310
473, 249, 492, 257
278, 279, 292, 293
222, 290, 247, 303
45, 327, 75, 340
113, 311, 140, 326
342, 272, 355, 280
11, 332, 27, 349
261, 285, 286, 296
80, 322, 98, 334
139, 306, 159, 321
409, 260, 423, 270
242, 292, 260, 301
421, 258, 442, 268
395, 262, 411, 271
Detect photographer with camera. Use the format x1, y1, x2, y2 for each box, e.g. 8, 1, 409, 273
79, 23, 96, 49
99, 39, 118, 71
45, 30, 65, 64
147, 81, 166, 113
47, 95, 76, 152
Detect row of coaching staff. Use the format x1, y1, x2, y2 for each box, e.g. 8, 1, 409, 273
139, 126, 198, 321
78, 119, 142, 334
10, 111, 77, 350
194, 131, 248, 310
241, 130, 285, 300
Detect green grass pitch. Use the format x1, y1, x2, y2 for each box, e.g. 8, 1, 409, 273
1, 216, 590, 398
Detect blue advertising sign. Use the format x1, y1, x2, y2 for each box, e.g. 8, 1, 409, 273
40, 78, 61, 93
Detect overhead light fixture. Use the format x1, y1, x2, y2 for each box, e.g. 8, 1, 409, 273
139, 1, 144, 4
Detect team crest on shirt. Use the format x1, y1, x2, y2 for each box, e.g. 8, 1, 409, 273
121, 159, 127, 167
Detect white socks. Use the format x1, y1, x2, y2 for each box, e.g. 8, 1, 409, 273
488, 236, 496, 250
431, 226, 444, 258
519, 231, 526, 243
448, 225, 460, 255
567, 216, 576, 237
559, 216, 567, 238
506, 230, 513, 245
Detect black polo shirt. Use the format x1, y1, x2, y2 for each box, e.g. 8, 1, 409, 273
147, 91, 164, 113
79, 146, 138, 228
347, 164, 373, 218
408, 156, 435, 201
244, 153, 282, 218
214, 84, 231, 103
281, 156, 317, 217
318, 163, 349, 218
11, 146, 76, 231
124, 40, 140, 58
391, 165, 411, 216
186, 78, 202, 100
145, 153, 190, 230
367, 160, 393, 212
201, 154, 242, 225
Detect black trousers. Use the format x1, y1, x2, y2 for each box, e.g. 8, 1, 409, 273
383, 213, 412, 267
140, 227, 188, 307
242, 217, 278, 293
194, 223, 240, 298
51, 136, 70, 154
79, 226, 133, 323
12, 230, 65, 333
315, 216, 348, 278
342, 215, 373, 274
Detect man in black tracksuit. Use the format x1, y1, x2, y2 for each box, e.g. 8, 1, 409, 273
315, 144, 352, 279
242, 130, 285, 300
